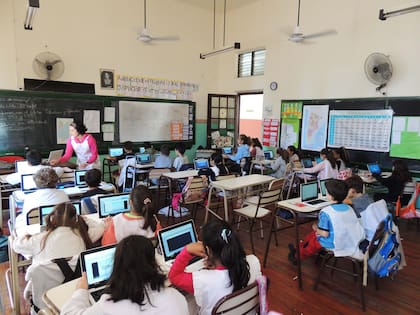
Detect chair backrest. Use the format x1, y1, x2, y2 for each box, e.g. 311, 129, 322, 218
212, 281, 259, 315
258, 183, 283, 209
182, 176, 207, 203
216, 174, 237, 181
26, 207, 40, 225
118, 155, 136, 187
81, 194, 105, 214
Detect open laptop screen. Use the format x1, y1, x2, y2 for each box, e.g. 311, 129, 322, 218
158, 220, 198, 262
15, 160, 29, 173
80, 245, 116, 289
194, 159, 209, 170
98, 193, 130, 218
300, 182, 318, 202
301, 158, 313, 168
367, 163, 381, 175
75, 170, 87, 186
223, 147, 232, 155
21, 174, 37, 192
109, 148, 123, 157
47, 150, 63, 162
319, 179, 332, 197
264, 150, 274, 160
136, 153, 151, 164
39, 202, 81, 226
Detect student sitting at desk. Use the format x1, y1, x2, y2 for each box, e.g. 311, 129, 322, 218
373, 159, 412, 204
269, 147, 288, 179
13, 202, 103, 264
154, 144, 172, 168
173, 143, 189, 171
169, 220, 261, 315
15, 168, 70, 229
287, 180, 365, 264
109, 141, 134, 162
332, 146, 350, 172
51, 120, 100, 170
224, 134, 250, 164
102, 185, 160, 245
249, 137, 264, 159
6, 149, 64, 186
344, 175, 374, 217
302, 148, 338, 180
287, 145, 300, 163
61, 235, 188, 315
82, 169, 110, 198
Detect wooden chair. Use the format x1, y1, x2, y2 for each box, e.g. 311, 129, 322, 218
148, 168, 172, 209
174, 176, 207, 222
212, 281, 260, 315
233, 179, 283, 254
26, 207, 40, 225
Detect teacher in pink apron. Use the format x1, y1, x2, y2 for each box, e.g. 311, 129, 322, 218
51, 120, 100, 170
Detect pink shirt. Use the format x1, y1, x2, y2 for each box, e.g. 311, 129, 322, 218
59, 134, 98, 164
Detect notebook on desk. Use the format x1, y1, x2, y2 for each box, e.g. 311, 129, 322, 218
38, 202, 81, 226
47, 149, 64, 163
157, 220, 204, 272
264, 150, 274, 160
194, 158, 209, 170
21, 173, 37, 193
108, 147, 123, 157
367, 163, 381, 175
80, 244, 116, 304
300, 182, 331, 208
98, 193, 130, 218
136, 153, 151, 165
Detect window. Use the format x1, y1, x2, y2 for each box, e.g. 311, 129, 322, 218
238, 49, 266, 77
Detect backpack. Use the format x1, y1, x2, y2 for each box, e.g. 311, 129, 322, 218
367, 214, 401, 278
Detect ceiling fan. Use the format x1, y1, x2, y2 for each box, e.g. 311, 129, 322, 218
288, 0, 337, 43
137, 0, 180, 43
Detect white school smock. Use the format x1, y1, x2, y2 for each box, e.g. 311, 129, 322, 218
113, 213, 155, 242
192, 254, 262, 315
71, 135, 100, 170
6, 165, 65, 186
322, 205, 365, 258
303, 159, 338, 180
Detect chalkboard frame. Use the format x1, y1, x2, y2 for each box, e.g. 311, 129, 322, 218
282, 96, 420, 172
0, 89, 195, 157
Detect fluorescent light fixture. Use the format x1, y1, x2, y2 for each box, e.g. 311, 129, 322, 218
24, 0, 40, 30
200, 42, 241, 59
379, 4, 420, 20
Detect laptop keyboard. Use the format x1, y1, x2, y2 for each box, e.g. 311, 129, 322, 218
91, 288, 105, 302
307, 199, 326, 205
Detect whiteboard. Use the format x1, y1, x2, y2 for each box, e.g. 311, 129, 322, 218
327, 109, 393, 152
119, 101, 191, 142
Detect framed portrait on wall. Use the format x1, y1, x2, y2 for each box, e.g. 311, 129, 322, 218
100, 69, 114, 89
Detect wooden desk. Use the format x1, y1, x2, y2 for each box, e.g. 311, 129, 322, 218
205, 174, 274, 223
263, 198, 329, 290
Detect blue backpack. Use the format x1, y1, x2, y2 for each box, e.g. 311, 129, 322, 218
368, 214, 401, 278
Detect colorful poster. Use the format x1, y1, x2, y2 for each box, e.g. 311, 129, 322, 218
281, 101, 303, 119
301, 105, 329, 151
280, 118, 300, 149
263, 119, 280, 147
390, 116, 420, 159
328, 109, 393, 152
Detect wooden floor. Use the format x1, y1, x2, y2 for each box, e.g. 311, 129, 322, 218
1, 209, 420, 315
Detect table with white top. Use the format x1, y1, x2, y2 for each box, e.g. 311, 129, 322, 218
263, 197, 332, 290
205, 174, 274, 223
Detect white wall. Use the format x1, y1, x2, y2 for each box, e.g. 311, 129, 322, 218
1, 0, 420, 122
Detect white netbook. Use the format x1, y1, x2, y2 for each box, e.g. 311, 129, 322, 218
108, 147, 123, 157
98, 193, 130, 218
300, 182, 331, 209
47, 149, 64, 163
21, 173, 37, 193
80, 244, 116, 304
15, 160, 29, 173
157, 220, 204, 272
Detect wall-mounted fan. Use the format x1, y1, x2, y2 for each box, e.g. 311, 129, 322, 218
288, 0, 337, 43
137, 0, 180, 43
32, 52, 64, 80
364, 52, 393, 92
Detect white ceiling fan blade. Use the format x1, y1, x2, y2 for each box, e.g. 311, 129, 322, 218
303, 29, 337, 40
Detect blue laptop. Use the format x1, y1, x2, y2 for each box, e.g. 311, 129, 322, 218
367, 163, 381, 175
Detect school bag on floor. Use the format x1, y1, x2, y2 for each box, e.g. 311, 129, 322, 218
367, 214, 402, 278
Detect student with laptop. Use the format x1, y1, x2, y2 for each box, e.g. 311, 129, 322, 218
287, 180, 365, 265
102, 185, 160, 245
108, 141, 134, 162
223, 134, 250, 165
81, 169, 110, 198
6, 149, 64, 186
173, 142, 189, 171
287, 145, 300, 163
50, 120, 100, 170
344, 175, 374, 217
301, 148, 338, 180
269, 147, 288, 179
169, 220, 261, 315
249, 137, 264, 159
61, 235, 188, 315
373, 159, 412, 204
332, 146, 350, 172
15, 168, 70, 229
154, 144, 172, 168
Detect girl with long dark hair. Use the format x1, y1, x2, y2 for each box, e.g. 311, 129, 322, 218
302, 148, 338, 180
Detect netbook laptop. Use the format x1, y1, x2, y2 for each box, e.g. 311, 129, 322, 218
139, 147, 146, 154
15, 160, 29, 173
75, 170, 88, 188
108, 147, 123, 157
301, 158, 313, 168
47, 149, 64, 163
136, 153, 151, 165
21, 173, 37, 193
264, 150, 274, 160
300, 182, 331, 208
367, 163, 381, 175
223, 147, 232, 155
158, 220, 204, 271
80, 244, 116, 304
315, 157, 322, 164
38, 202, 81, 226
98, 193, 130, 218
194, 158, 209, 170
319, 179, 332, 200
